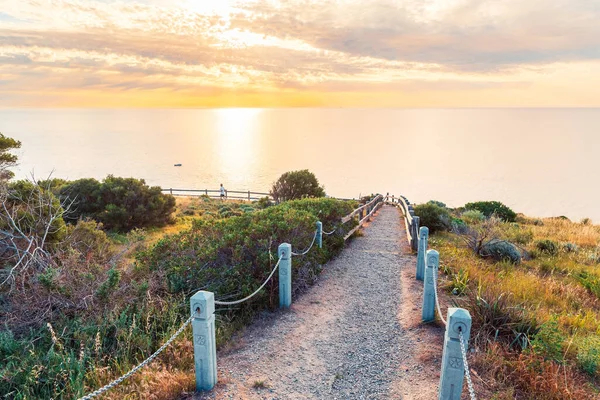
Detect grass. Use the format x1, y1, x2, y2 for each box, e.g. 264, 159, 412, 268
252, 380, 269, 389
431, 212, 600, 398
1, 196, 357, 399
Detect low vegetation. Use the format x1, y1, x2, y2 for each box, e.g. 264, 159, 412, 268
417, 200, 600, 398
1, 185, 357, 399
270, 169, 326, 202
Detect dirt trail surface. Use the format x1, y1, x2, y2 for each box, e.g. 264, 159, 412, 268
190, 205, 442, 400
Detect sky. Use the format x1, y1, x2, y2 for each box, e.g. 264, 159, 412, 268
0, 0, 599, 107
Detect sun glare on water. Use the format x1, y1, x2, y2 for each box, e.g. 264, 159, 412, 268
215, 108, 264, 185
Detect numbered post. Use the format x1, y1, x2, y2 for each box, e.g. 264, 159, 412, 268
422, 249, 439, 322
439, 308, 472, 400
191, 291, 217, 391
412, 216, 420, 252
278, 243, 292, 308
416, 226, 429, 281
316, 221, 323, 248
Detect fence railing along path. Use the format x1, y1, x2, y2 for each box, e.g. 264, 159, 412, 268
385, 194, 476, 400
78, 194, 384, 399
161, 188, 272, 201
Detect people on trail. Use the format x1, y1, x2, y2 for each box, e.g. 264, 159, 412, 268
220, 183, 226, 200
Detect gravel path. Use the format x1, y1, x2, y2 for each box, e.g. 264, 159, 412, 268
191, 205, 440, 400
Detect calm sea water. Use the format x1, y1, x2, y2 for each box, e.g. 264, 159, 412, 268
2, 108, 599, 221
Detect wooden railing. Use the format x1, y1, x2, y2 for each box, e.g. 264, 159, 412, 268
161, 188, 272, 201
385, 194, 419, 251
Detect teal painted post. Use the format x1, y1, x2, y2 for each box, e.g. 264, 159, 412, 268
416, 226, 429, 281
191, 291, 217, 391
422, 249, 439, 322
316, 221, 323, 248
278, 243, 292, 308
412, 216, 420, 252
439, 308, 472, 400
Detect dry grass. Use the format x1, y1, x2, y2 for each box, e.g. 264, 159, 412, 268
433, 215, 600, 399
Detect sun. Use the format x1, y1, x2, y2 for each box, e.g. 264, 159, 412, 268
180, 0, 238, 16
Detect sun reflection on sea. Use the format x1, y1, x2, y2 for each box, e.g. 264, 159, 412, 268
215, 108, 263, 187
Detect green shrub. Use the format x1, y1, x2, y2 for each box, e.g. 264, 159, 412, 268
270, 170, 325, 202
480, 240, 521, 264
531, 319, 565, 363
427, 200, 447, 208
413, 203, 451, 233
536, 239, 559, 256
60, 175, 176, 232
256, 196, 272, 209
577, 335, 600, 375
563, 242, 579, 253
464, 201, 517, 222
461, 209, 485, 224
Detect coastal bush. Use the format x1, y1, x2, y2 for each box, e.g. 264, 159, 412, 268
60, 175, 176, 232
0, 197, 356, 399
464, 201, 517, 222
531, 319, 565, 363
536, 239, 559, 256
427, 200, 447, 208
577, 336, 600, 376
461, 209, 486, 224
564, 242, 579, 253
480, 240, 521, 264
270, 169, 325, 202
414, 203, 450, 233
0, 132, 21, 181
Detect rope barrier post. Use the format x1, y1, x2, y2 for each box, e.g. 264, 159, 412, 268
278, 243, 292, 308
439, 308, 472, 400
422, 249, 438, 322
316, 221, 323, 248
412, 215, 420, 252
416, 226, 429, 281
191, 291, 217, 391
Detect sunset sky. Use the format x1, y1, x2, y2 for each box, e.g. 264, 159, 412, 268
1, 0, 599, 107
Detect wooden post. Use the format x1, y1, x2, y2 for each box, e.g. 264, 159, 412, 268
439, 308, 472, 400
248, 190, 251, 201
422, 249, 439, 322
278, 243, 292, 308
316, 221, 323, 248
416, 226, 429, 281
191, 291, 217, 391
205, 189, 208, 196
170, 188, 172, 195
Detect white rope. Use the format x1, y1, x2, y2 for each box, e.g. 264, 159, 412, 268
322, 226, 337, 235
432, 268, 447, 326
214, 257, 282, 306
459, 329, 477, 400
78, 315, 193, 400
291, 229, 318, 256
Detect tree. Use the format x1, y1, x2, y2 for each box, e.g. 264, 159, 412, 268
270, 170, 325, 202
0, 133, 21, 181
60, 175, 176, 231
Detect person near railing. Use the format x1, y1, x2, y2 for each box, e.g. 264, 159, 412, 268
220, 183, 227, 200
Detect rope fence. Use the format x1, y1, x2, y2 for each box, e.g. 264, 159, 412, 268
214, 257, 282, 306
77, 194, 384, 398
78, 315, 194, 400
399, 192, 477, 400
291, 229, 319, 256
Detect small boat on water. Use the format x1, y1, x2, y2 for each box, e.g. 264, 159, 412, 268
174, 163, 182, 167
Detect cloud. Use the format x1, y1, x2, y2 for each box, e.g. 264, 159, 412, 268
0, 0, 599, 106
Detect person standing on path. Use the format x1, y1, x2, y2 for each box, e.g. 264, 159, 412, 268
220, 183, 226, 200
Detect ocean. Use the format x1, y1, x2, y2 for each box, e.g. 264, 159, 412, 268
2, 108, 599, 221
